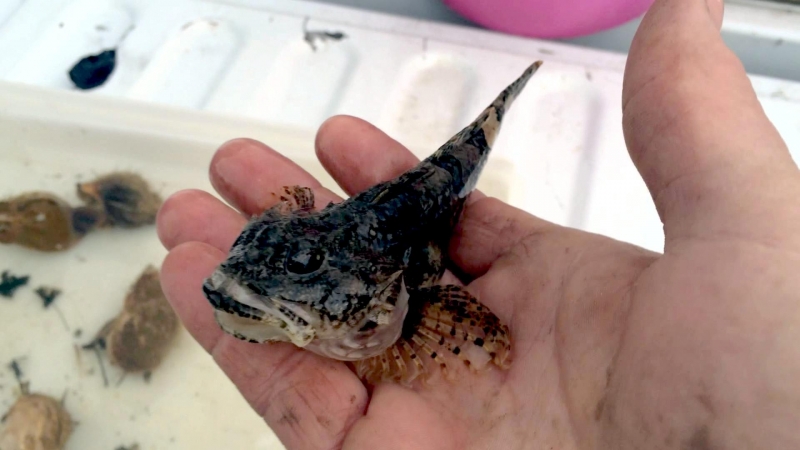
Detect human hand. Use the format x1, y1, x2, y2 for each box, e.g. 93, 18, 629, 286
155, 0, 800, 448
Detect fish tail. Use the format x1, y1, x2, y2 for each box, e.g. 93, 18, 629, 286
481, 60, 543, 147
429, 61, 543, 197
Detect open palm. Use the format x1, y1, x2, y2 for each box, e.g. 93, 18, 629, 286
156, 0, 800, 449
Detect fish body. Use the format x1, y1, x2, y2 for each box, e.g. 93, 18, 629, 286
203, 62, 542, 384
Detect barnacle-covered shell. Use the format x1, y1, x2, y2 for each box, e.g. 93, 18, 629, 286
76, 172, 162, 228
0, 392, 73, 450
0, 193, 101, 252
96, 265, 179, 372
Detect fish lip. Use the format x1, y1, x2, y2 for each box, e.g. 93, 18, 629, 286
203, 269, 316, 347
203, 269, 410, 358
202, 277, 264, 320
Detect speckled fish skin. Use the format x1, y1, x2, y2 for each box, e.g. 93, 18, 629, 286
203, 61, 542, 385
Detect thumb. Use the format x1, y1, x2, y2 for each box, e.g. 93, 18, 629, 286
622, 0, 797, 245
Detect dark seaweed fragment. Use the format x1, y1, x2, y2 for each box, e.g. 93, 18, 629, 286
82, 336, 109, 387
115, 445, 140, 450
302, 18, 347, 51
0, 270, 30, 298
68, 49, 116, 90
35, 286, 62, 308
8, 359, 23, 381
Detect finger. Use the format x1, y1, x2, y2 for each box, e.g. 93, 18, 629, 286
156, 189, 246, 252
450, 196, 559, 278
622, 0, 796, 238
161, 243, 227, 349
342, 385, 454, 450
161, 242, 367, 450
315, 115, 419, 195
210, 138, 342, 216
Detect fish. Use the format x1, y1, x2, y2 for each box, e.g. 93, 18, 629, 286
202, 61, 543, 386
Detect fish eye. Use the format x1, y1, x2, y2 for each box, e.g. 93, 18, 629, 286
285, 248, 325, 275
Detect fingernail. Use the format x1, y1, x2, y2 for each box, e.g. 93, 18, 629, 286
211, 139, 268, 199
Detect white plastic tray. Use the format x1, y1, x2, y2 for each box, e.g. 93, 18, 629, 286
1, 1, 799, 448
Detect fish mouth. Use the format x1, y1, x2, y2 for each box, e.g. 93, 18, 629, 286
202, 270, 317, 347
203, 269, 411, 362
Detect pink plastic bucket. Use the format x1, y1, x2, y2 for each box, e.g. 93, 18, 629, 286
442, 0, 654, 39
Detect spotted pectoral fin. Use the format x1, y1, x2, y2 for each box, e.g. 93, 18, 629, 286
352, 284, 512, 387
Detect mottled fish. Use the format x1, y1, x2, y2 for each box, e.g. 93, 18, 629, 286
203, 61, 543, 385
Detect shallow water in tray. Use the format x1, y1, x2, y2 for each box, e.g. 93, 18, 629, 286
0, 118, 288, 450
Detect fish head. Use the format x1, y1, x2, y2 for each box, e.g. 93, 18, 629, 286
202, 207, 411, 361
